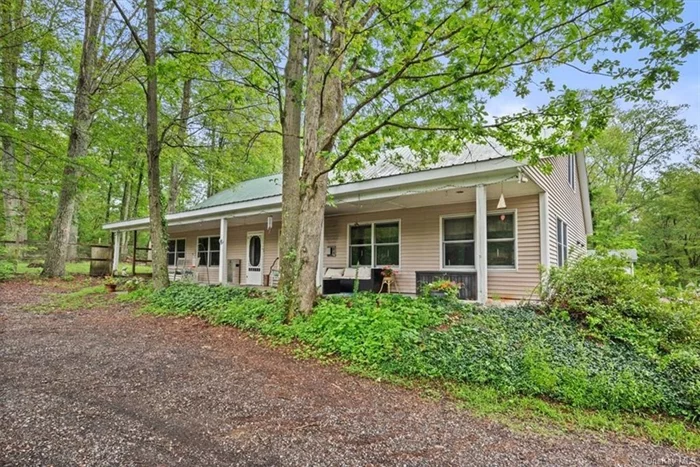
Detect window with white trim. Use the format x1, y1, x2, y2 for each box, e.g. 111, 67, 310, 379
442, 216, 475, 267
568, 155, 576, 189
487, 213, 516, 267
557, 218, 568, 267
167, 239, 185, 266
197, 236, 221, 267
349, 221, 399, 267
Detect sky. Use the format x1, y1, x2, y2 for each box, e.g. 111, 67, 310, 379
486, 2, 700, 163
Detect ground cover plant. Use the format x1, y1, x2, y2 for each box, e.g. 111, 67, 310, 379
123, 255, 699, 448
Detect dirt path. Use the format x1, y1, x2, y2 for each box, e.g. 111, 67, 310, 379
0, 280, 697, 466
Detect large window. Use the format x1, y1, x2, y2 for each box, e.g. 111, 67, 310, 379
167, 239, 185, 266
349, 221, 399, 267
557, 218, 568, 267
442, 216, 474, 267
487, 213, 516, 267
568, 155, 576, 189
197, 236, 221, 267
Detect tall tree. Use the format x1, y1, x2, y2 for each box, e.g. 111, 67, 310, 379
277, 0, 304, 312
587, 100, 698, 248
277, 0, 699, 314
0, 0, 25, 244
637, 160, 700, 283
43, 0, 107, 277
113, 0, 170, 288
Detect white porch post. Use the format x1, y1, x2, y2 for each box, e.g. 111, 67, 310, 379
316, 219, 324, 290
112, 231, 120, 274
218, 218, 228, 284
475, 184, 488, 303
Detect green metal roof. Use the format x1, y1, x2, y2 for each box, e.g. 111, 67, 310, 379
190, 174, 283, 211
189, 143, 508, 212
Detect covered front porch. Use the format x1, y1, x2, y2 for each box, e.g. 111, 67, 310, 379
106, 158, 546, 301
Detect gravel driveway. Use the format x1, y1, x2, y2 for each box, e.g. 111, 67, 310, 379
1, 280, 697, 466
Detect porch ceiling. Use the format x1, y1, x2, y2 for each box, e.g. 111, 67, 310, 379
327, 177, 542, 215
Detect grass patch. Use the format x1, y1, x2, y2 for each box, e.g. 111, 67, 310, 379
14, 261, 152, 276
27, 284, 107, 314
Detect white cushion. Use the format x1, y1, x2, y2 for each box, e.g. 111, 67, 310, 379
342, 268, 358, 279
324, 268, 345, 279
356, 267, 372, 280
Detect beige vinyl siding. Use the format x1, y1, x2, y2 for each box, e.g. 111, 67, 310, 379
170, 223, 281, 285
323, 194, 541, 299
525, 156, 587, 267
166, 196, 542, 299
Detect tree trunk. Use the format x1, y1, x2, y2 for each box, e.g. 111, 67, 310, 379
67, 208, 79, 262
291, 0, 346, 314
278, 0, 304, 315
42, 0, 104, 277
167, 78, 192, 214
0, 0, 23, 245
104, 150, 115, 223
119, 178, 131, 252
144, 0, 169, 290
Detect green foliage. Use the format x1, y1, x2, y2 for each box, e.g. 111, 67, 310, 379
140, 280, 700, 422
422, 279, 460, 299
0, 259, 13, 281
541, 254, 700, 354
0, 245, 14, 280
291, 294, 450, 366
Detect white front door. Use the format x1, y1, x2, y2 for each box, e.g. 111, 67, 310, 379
246, 231, 264, 285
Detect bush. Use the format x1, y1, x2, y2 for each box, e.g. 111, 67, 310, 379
541, 254, 700, 354
0, 260, 13, 281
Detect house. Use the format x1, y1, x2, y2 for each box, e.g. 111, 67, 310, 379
103, 145, 592, 301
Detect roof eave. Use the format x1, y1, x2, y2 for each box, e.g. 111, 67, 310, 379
103, 157, 524, 232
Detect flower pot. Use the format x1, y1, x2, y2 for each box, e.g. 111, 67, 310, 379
105, 284, 117, 293
430, 290, 447, 298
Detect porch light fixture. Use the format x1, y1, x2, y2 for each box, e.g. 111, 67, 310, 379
518, 169, 529, 183
266, 216, 273, 231
497, 182, 507, 209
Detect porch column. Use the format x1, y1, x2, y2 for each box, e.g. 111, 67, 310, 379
475, 184, 488, 303
112, 231, 120, 274
218, 218, 228, 284
316, 219, 324, 290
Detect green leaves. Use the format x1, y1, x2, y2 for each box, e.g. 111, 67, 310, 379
141, 278, 700, 420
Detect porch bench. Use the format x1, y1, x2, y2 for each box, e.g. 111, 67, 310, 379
322, 267, 382, 294
415, 271, 477, 300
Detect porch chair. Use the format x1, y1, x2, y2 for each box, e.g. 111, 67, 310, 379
173, 257, 186, 281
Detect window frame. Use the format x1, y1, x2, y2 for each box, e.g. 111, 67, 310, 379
439, 214, 476, 270
346, 219, 401, 268
486, 211, 518, 270
567, 155, 576, 190
167, 238, 186, 267
438, 210, 518, 272
196, 235, 222, 267
557, 218, 568, 267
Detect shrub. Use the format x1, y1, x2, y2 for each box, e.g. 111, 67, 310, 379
0, 245, 15, 281
291, 293, 451, 366
541, 254, 700, 354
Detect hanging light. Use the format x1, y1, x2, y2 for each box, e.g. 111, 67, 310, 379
266, 215, 273, 231
497, 181, 507, 209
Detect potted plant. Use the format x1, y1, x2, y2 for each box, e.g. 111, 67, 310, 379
425, 279, 459, 299
104, 276, 119, 293
381, 266, 397, 278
